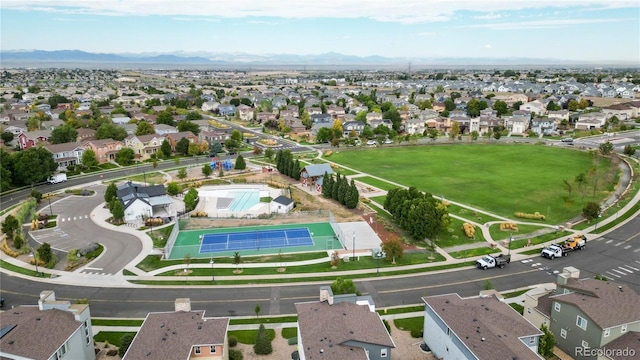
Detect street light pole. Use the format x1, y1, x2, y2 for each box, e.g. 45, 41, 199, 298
509, 233, 513, 256
210, 257, 215, 282
31, 249, 39, 277
352, 231, 356, 261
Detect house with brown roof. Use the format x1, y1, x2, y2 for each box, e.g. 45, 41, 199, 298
17, 130, 51, 150
82, 138, 124, 163
0, 290, 95, 360
164, 131, 198, 153
76, 127, 96, 142
524, 267, 640, 360
422, 292, 543, 360
295, 286, 395, 360
122, 298, 229, 360
123, 134, 165, 160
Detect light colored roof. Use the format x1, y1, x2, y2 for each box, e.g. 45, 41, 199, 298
301, 163, 334, 177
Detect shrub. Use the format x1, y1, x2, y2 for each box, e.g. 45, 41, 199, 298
228, 335, 238, 347
324, 150, 332, 156
190, 211, 208, 218
13, 235, 24, 249
462, 223, 476, 239
2, 237, 19, 257
253, 324, 273, 355
514, 211, 545, 220
383, 319, 391, 335
229, 349, 243, 360
410, 329, 423, 338
500, 222, 519, 231
106, 349, 117, 356
118, 334, 135, 357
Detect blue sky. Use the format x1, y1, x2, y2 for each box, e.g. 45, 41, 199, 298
1, 1, 639, 63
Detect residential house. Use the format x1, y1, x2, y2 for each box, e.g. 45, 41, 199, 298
18, 130, 51, 149
201, 101, 219, 112
200, 130, 230, 146
369, 118, 393, 131
342, 121, 365, 137
279, 108, 298, 119
603, 104, 634, 120
306, 107, 322, 116
520, 100, 547, 115
423, 292, 543, 360
548, 110, 570, 122
76, 127, 96, 142
116, 181, 173, 222
3, 120, 28, 137
310, 113, 332, 124
300, 163, 334, 192
575, 113, 606, 130
123, 298, 229, 360
217, 104, 236, 116
164, 131, 198, 153
530, 118, 557, 135
82, 138, 124, 163
326, 105, 346, 118
256, 112, 277, 124
44, 142, 85, 170
154, 124, 179, 136
0, 290, 95, 360
295, 286, 395, 360
282, 116, 306, 133
123, 134, 165, 160
404, 118, 426, 135
237, 105, 255, 121
366, 112, 383, 124
524, 267, 640, 360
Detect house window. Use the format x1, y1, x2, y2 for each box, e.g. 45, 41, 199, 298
582, 340, 589, 348
529, 337, 536, 345
554, 302, 561, 312
576, 316, 588, 330
560, 329, 567, 339
622, 324, 627, 333
84, 320, 91, 344
381, 348, 388, 358
210, 346, 216, 353
57, 343, 68, 358
194, 346, 201, 354
604, 328, 611, 337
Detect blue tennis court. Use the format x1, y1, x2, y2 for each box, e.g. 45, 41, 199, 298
199, 227, 314, 253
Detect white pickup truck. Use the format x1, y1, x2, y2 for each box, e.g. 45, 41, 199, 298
476, 254, 511, 269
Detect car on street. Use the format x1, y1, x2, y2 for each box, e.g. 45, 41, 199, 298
383, 138, 393, 144
561, 137, 574, 143
366, 140, 377, 146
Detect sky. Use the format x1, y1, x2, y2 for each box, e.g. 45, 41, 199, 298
1, 0, 639, 63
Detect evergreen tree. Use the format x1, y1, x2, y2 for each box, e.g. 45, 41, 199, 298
235, 155, 246, 170
110, 200, 125, 223
538, 324, 555, 358
104, 182, 118, 204
292, 159, 301, 180
253, 324, 273, 355
331, 173, 341, 200
321, 172, 333, 197
337, 175, 349, 204
160, 139, 172, 157
37, 242, 53, 264
345, 179, 359, 209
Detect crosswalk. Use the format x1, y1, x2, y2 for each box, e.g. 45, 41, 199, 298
59, 215, 90, 222
603, 261, 640, 279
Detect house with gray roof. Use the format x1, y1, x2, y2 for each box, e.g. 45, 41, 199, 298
116, 181, 173, 222
524, 267, 640, 360
300, 164, 334, 193
295, 286, 395, 360
423, 292, 543, 360
123, 298, 229, 360
0, 290, 95, 360
44, 142, 85, 171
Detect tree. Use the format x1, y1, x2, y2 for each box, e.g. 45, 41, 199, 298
253, 324, 272, 355
538, 324, 555, 358
12, 147, 58, 186
1, 215, 19, 240
156, 110, 175, 126
471, 130, 479, 141
493, 100, 509, 116
110, 200, 125, 223
177, 120, 200, 135
176, 138, 190, 155
26, 116, 41, 131
118, 334, 135, 357
30, 189, 42, 203
0, 131, 14, 144
185, 111, 203, 120
177, 167, 188, 179
235, 154, 246, 170
37, 242, 53, 264
316, 127, 333, 143
381, 238, 404, 264
254, 304, 261, 318
450, 121, 460, 140
187, 143, 201, 156
184, 188, 199, 211
582, 202, 600, 222
599, 141, 614, 156
264, 147, 274, 160
331, 278, 360, 295
427, 129, 438, 142
95, 122, 127, 141
81, 149, 98, 169
49, 124, 78, 144
135, 121, 155, 136
233, 252, 241, 272
160, 139, 172, 157
202, 164, 212, 177
104, 182, 118, 204
115, 148, 135, 166
252, 145, 263, 155
623, 144, 636, 156
166, 182, 180, 196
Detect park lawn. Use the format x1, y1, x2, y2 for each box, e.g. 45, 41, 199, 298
436, 218, 486, 248
355, 176, 399, 191
488, 223, 549, 241
328, 144, 613, 224
448, 247, 498, 259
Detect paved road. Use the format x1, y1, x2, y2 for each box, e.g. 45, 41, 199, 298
1, 216, 638, 317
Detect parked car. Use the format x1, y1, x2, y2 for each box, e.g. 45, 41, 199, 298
366, 140, 377, 146
383, 138, 393, 144
561, 137, 574, 143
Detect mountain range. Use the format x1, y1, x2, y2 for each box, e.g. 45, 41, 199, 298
0, 49, 630, 69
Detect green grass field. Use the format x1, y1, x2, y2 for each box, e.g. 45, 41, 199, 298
329, 144, 613, 223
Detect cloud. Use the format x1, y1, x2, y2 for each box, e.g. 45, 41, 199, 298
474, 13, 502, 20
466, 17, 631, 30
2, 0, 637, 24
483, 44, 492, 49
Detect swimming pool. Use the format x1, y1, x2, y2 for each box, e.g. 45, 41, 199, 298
228, 190, 260, 212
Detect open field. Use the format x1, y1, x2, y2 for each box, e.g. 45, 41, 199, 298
328, 144, 614, 224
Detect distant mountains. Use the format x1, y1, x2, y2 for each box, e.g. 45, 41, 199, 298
0, 49, 631, 69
